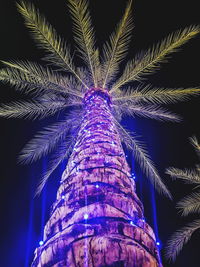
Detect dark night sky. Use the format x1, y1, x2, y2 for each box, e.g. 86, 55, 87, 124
0, 0, 200, 266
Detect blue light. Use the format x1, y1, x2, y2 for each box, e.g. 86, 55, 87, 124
130, 221, 135, 226
142, 218, 145, 222
39, 240, 44, 246
131, 173, 136, 179
95, 184, 99, 188
62, 195, 65, 199
84, 213, 89, 219
156, 241, 160, 246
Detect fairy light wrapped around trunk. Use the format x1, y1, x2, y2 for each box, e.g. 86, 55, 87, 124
32, 88, 162, 267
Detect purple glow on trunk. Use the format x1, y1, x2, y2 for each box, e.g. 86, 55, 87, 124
32, 88, 162, 266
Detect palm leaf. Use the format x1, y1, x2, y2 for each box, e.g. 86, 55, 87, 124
190, 136, 200, 160
111, 25, 200, 91
17, 1, 89, 89
35, 121, 81, 196
0, 100, 67, 120
115, 121, 171, 198
35, 130, 79, 196
166, 167, 200, 184
19, 109, 83, 163
0, 67, 50, 94
113, 86, 200, 105
190, 136, 200, 150
39, 92, 82, 107
102, 0, 133, 88
68, 0, 99, 87
119, 104, 181, 122
112, 105, 123, 122
0, 60, 83, 98
165, 219, 200, 262
19, 119, 71, 164
176, 191, 200, 216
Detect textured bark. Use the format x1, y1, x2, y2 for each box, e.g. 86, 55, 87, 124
32, 88, 162, 266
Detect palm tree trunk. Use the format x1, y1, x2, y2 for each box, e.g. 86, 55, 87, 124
32, 88, 162, 267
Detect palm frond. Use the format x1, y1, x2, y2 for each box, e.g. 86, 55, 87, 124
68, 0, 99, 87
76, 66, 94, 91
39, 92, 82, 107
166, 167, 200, 184
177, 191, 200, 216
19, 120, 70, 164
190, 136, 200, 159
118, 104, 180, 122
35, 138, 74, 196
111, 25, 200, 91
102, 0, 133, 88
190, 136, 200, 149
0, 60, 84, 98
113, 86, 200, 105
0, 99, 67, 120
165, 219, 200, 262
0, 67, 49, 95
17, 1, 89, 89
19, 109, 83, 164
115, 121, 171, 198
112, 105, 123, 122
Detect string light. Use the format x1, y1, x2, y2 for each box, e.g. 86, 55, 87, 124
39, 241, 44, 246
84, 213, 89, 220
131, 173, 136, 179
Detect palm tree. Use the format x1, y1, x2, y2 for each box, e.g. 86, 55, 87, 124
0, 0, 199, 266
165, 137, 200, 262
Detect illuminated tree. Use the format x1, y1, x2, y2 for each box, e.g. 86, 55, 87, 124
165, 137, 200, 262
0, 0, 199, 266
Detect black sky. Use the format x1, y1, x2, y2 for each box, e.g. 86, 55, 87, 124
0, 0, 200, 266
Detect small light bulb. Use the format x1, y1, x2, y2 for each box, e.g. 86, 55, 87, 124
95, 184, 99, 188
84, 214, 89, 220
130, 221, 135, 226
131, 173, 136, 179
39, 241, 44, 246
62, 195, 65, 199
156, 241, 160, 246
